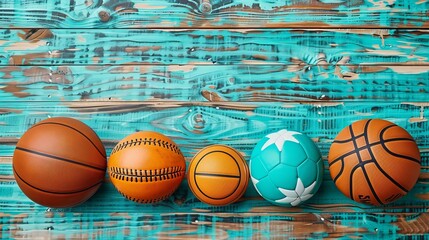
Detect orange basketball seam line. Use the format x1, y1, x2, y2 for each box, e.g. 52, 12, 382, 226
111, 138, 181, 155
109, 166, 185, 183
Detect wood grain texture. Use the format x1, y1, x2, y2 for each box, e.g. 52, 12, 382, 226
0, 101, 428, 215
1, 212, 427, 239
0, 101, 427, 158
0, 0, 428, 29
1, 0, 429, 238
1, 65, 429, 102
1, 29, 429, 66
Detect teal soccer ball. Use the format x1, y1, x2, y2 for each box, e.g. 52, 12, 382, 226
250, 129, 323, 207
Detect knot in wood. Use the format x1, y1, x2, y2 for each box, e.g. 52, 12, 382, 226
192, 113, 206, 129
98, 11, 111, 22
199, 0, 212, 14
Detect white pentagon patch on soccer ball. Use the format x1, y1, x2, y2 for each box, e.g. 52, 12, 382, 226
250, 129, 323, 207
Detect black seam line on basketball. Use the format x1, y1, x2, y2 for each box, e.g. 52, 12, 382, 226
361, 162, 384, 205
31, 122, 106, 158
333, 136, 414, 146
195, 173, 241, 178
348, 161, 375, 201
110, 138, 181, 156
332, 123, 394, 144
380, 124, 399, 133
379, 126, 421, 165
348, 124, 360, 201
328, 138, 418, 167
194, 150, 242, 201
13, 167, 103, 195
366, 123, 410, 193
371, 159, 409, 193
379, 142, 421, 164
15, 147, 106, 172
332, 133, 366, 144
349, 123, 379, 202
333, 157, 345, 183
361, 120, 383, 205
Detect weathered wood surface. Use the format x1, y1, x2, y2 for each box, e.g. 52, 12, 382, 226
1, 212, 427, 239
0, 0, 428, 29
0, 101, 428, 166
1, 101, 428, 200
1, 65, 429, 102
1, 0, 429, 238
0, 102, 427, 215
0, 101, 427, 154
1, 29, 429, 66
1, 144, 429, 237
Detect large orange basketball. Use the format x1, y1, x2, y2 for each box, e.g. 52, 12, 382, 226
188, 145, 249, 206
13, 117, 107, 208
108, 131, 186, 203
328, 119, 421, 205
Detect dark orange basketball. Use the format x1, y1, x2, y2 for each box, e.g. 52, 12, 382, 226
13, 117, 106, 208
328, 119, 421, 205
188, 145, 249, 206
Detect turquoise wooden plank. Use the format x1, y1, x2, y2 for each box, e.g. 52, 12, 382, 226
0, 101, 427, 215
0, 0, 427, 29
0, 101, 427, 164
1, 29, 429, 66
0, 2, 428, 237
0, 65, 428, 102
2, 212, 426, 239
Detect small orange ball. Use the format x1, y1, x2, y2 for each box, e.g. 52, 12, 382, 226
187, 145, 249, 206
